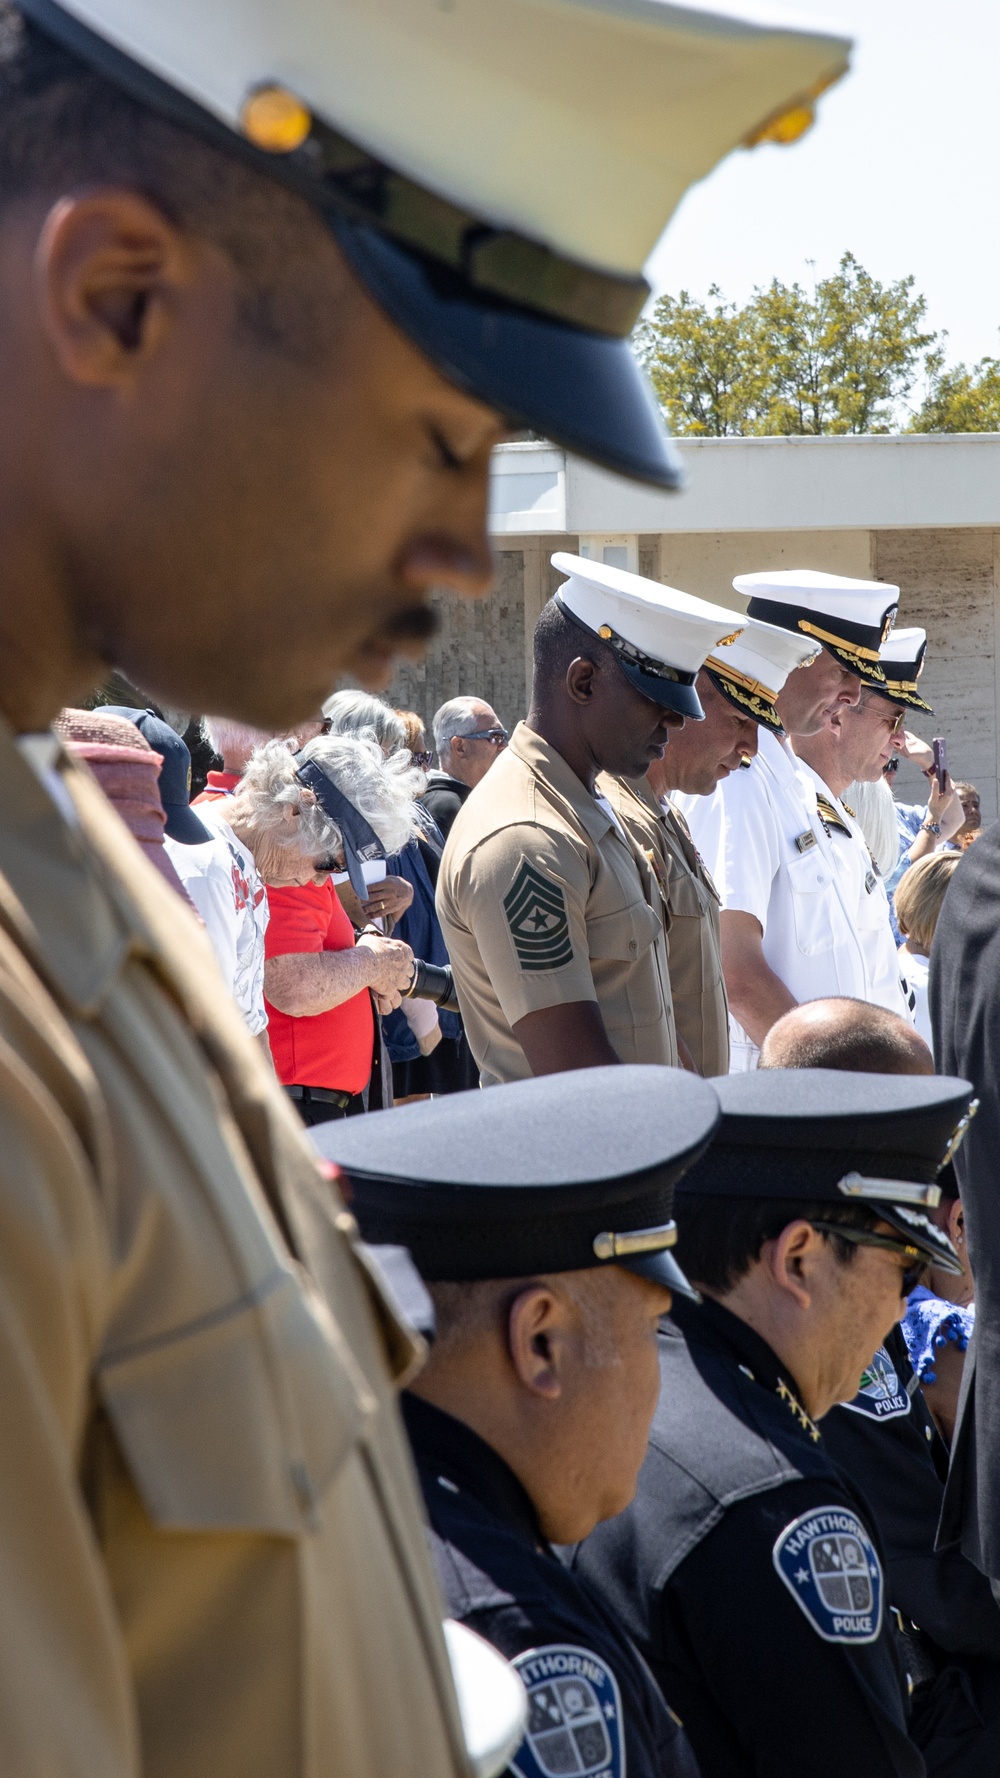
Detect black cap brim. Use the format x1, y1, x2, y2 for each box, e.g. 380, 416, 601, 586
622, 1246, 700, 1303
705, 668, 782, 732
615, 657, 705, 718
874, 1202, 964, 1275
330, 219, 684, 492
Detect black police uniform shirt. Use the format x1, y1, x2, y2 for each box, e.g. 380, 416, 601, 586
823, 1324, 1000, 1668
401, 1391, 699, 1778
822, 1325, 1000, 1778
573, 1297, 923, 1778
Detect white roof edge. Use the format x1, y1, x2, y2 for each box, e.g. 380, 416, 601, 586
490, 435, 1000, 534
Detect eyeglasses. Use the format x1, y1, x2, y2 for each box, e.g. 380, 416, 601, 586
412, 749, 433, 770
319, 716, 335, 735
461, 726, 509, 747
810, 1222, 929, 1295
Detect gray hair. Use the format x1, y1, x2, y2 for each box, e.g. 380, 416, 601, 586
201, 717, 273, 769
322, 689, 407, 754
236, 734, 422, 859
432, 696, 490, 767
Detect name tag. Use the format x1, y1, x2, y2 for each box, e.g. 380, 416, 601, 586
794, 830, 817, 854
865, 869, 877, 894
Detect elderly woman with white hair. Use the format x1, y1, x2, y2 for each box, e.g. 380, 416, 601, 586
167, 736, 419, 1071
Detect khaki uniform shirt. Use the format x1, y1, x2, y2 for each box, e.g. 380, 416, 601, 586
0, 724, 468, 1778
599, 775, 729, 1078
437, 723, 676, 1086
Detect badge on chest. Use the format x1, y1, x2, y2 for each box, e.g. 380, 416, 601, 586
511, 1645, 624, 1778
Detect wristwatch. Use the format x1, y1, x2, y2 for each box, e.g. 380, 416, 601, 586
921, 820, 942, 835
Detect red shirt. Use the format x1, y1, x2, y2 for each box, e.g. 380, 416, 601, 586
193, 769, 242, 804
264, 881, 373, 1092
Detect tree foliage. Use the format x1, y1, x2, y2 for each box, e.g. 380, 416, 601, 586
910, 353, 1000, 432
635, 253, 944, 436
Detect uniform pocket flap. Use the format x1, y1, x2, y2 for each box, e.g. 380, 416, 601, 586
786, 849, 831, 896
97, 1266, 373, 1535
587, 899, 659, 962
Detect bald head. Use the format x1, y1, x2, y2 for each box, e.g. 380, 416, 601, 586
759, 998, 933, 1076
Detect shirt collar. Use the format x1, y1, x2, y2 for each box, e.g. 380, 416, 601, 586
508, 721, 616, 849
401, 1390, 545, 1548
671, 1294, 822, 1445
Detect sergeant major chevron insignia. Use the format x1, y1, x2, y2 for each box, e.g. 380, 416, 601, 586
504, 860, 573, 971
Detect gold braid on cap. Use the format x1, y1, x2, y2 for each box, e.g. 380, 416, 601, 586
797, 619, 882, 664
882, 677, 920, 696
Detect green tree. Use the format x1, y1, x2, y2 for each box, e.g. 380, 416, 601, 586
909, 351, 1000, 432
636, 253, 937, 436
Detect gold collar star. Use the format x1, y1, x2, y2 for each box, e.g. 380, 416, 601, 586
776, 1376, 821, 1443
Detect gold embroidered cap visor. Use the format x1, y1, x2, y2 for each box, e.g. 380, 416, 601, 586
744, 599, 894, 686
704, 660, 783, 731
16, 0, 851, 491
873, 628, 934, 714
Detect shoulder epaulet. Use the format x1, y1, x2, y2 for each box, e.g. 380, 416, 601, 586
815, 794, 854, 840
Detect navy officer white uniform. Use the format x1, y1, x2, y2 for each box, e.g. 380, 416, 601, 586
315, 1066, 722, 1778
681, 571, 900, 1069
573, 1069, 972, 1778
438, 557, 745, 1084
792, 628, 934, 1025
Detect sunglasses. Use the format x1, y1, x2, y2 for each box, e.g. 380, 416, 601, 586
412, 749, 433, 770
811, 1222, 929, 1295
461, 727, 509, 747
883, 756, 899, 776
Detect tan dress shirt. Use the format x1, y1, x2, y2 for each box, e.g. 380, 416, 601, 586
436, 722, 677, 1086
0, 723, 467, 1778
599, 774, 729, 1078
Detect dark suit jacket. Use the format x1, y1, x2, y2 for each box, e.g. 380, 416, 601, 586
930, 821, 1000, 1579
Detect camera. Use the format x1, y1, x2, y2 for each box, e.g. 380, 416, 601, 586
404, 959, 461, 1014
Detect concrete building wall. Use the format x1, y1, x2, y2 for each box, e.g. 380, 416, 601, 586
872, 528, 1000, 822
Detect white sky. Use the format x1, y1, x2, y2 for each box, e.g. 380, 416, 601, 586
646, 0, 1000, 389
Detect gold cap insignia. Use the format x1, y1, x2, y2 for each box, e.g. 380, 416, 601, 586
241, 86, 313, 154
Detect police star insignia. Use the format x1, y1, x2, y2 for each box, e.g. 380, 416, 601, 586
776, 1377, 821, 1442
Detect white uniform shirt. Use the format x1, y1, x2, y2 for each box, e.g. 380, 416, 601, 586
796, 760, 912, 1025
166, 806, 270, 1033
677, 728, 870, 1070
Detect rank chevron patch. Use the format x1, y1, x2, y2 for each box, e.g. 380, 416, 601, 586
504, 860, 573, 971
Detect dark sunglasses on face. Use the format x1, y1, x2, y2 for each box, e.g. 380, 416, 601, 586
462, 727, 509, 747
811, 1222, 929, 1295
883, 756, 899, 776
412, 749, 433, 770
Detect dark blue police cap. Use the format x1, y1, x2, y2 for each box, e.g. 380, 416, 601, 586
675, 1070, 976, 1274
312, 1066, 721, 1301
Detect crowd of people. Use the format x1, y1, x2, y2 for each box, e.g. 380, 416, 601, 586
5, 1, 999, 1775
70, 550, 999, 1776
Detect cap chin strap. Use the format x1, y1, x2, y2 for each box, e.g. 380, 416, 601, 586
593, 1221, 677, 1260
837, 1172, 941, 1208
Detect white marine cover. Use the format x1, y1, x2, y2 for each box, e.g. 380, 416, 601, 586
49, 0, 851, 276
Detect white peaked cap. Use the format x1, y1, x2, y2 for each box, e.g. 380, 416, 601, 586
705, 615, 820, 730
21, 0, 850, 490
877, 625, 933, 714
551, 552, 745, 718
37, 0, 852, 281
733, 569, 899, 685
881, 625, 927, 666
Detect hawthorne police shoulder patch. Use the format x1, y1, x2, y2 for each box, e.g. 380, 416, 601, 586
509, 1644, 624, 1778
842, 1345, 910, 1421
504, 860, 573, 971
774, 1506, 883, 1644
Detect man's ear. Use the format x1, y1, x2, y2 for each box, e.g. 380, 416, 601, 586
564, 655, 597, 706
765, 1219, 821, 1312
507, 1283, 572, 1401
35, 190, 202, 388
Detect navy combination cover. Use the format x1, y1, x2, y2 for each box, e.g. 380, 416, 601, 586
572, 1297, 924, 1778
401, 1392, 698, 1778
